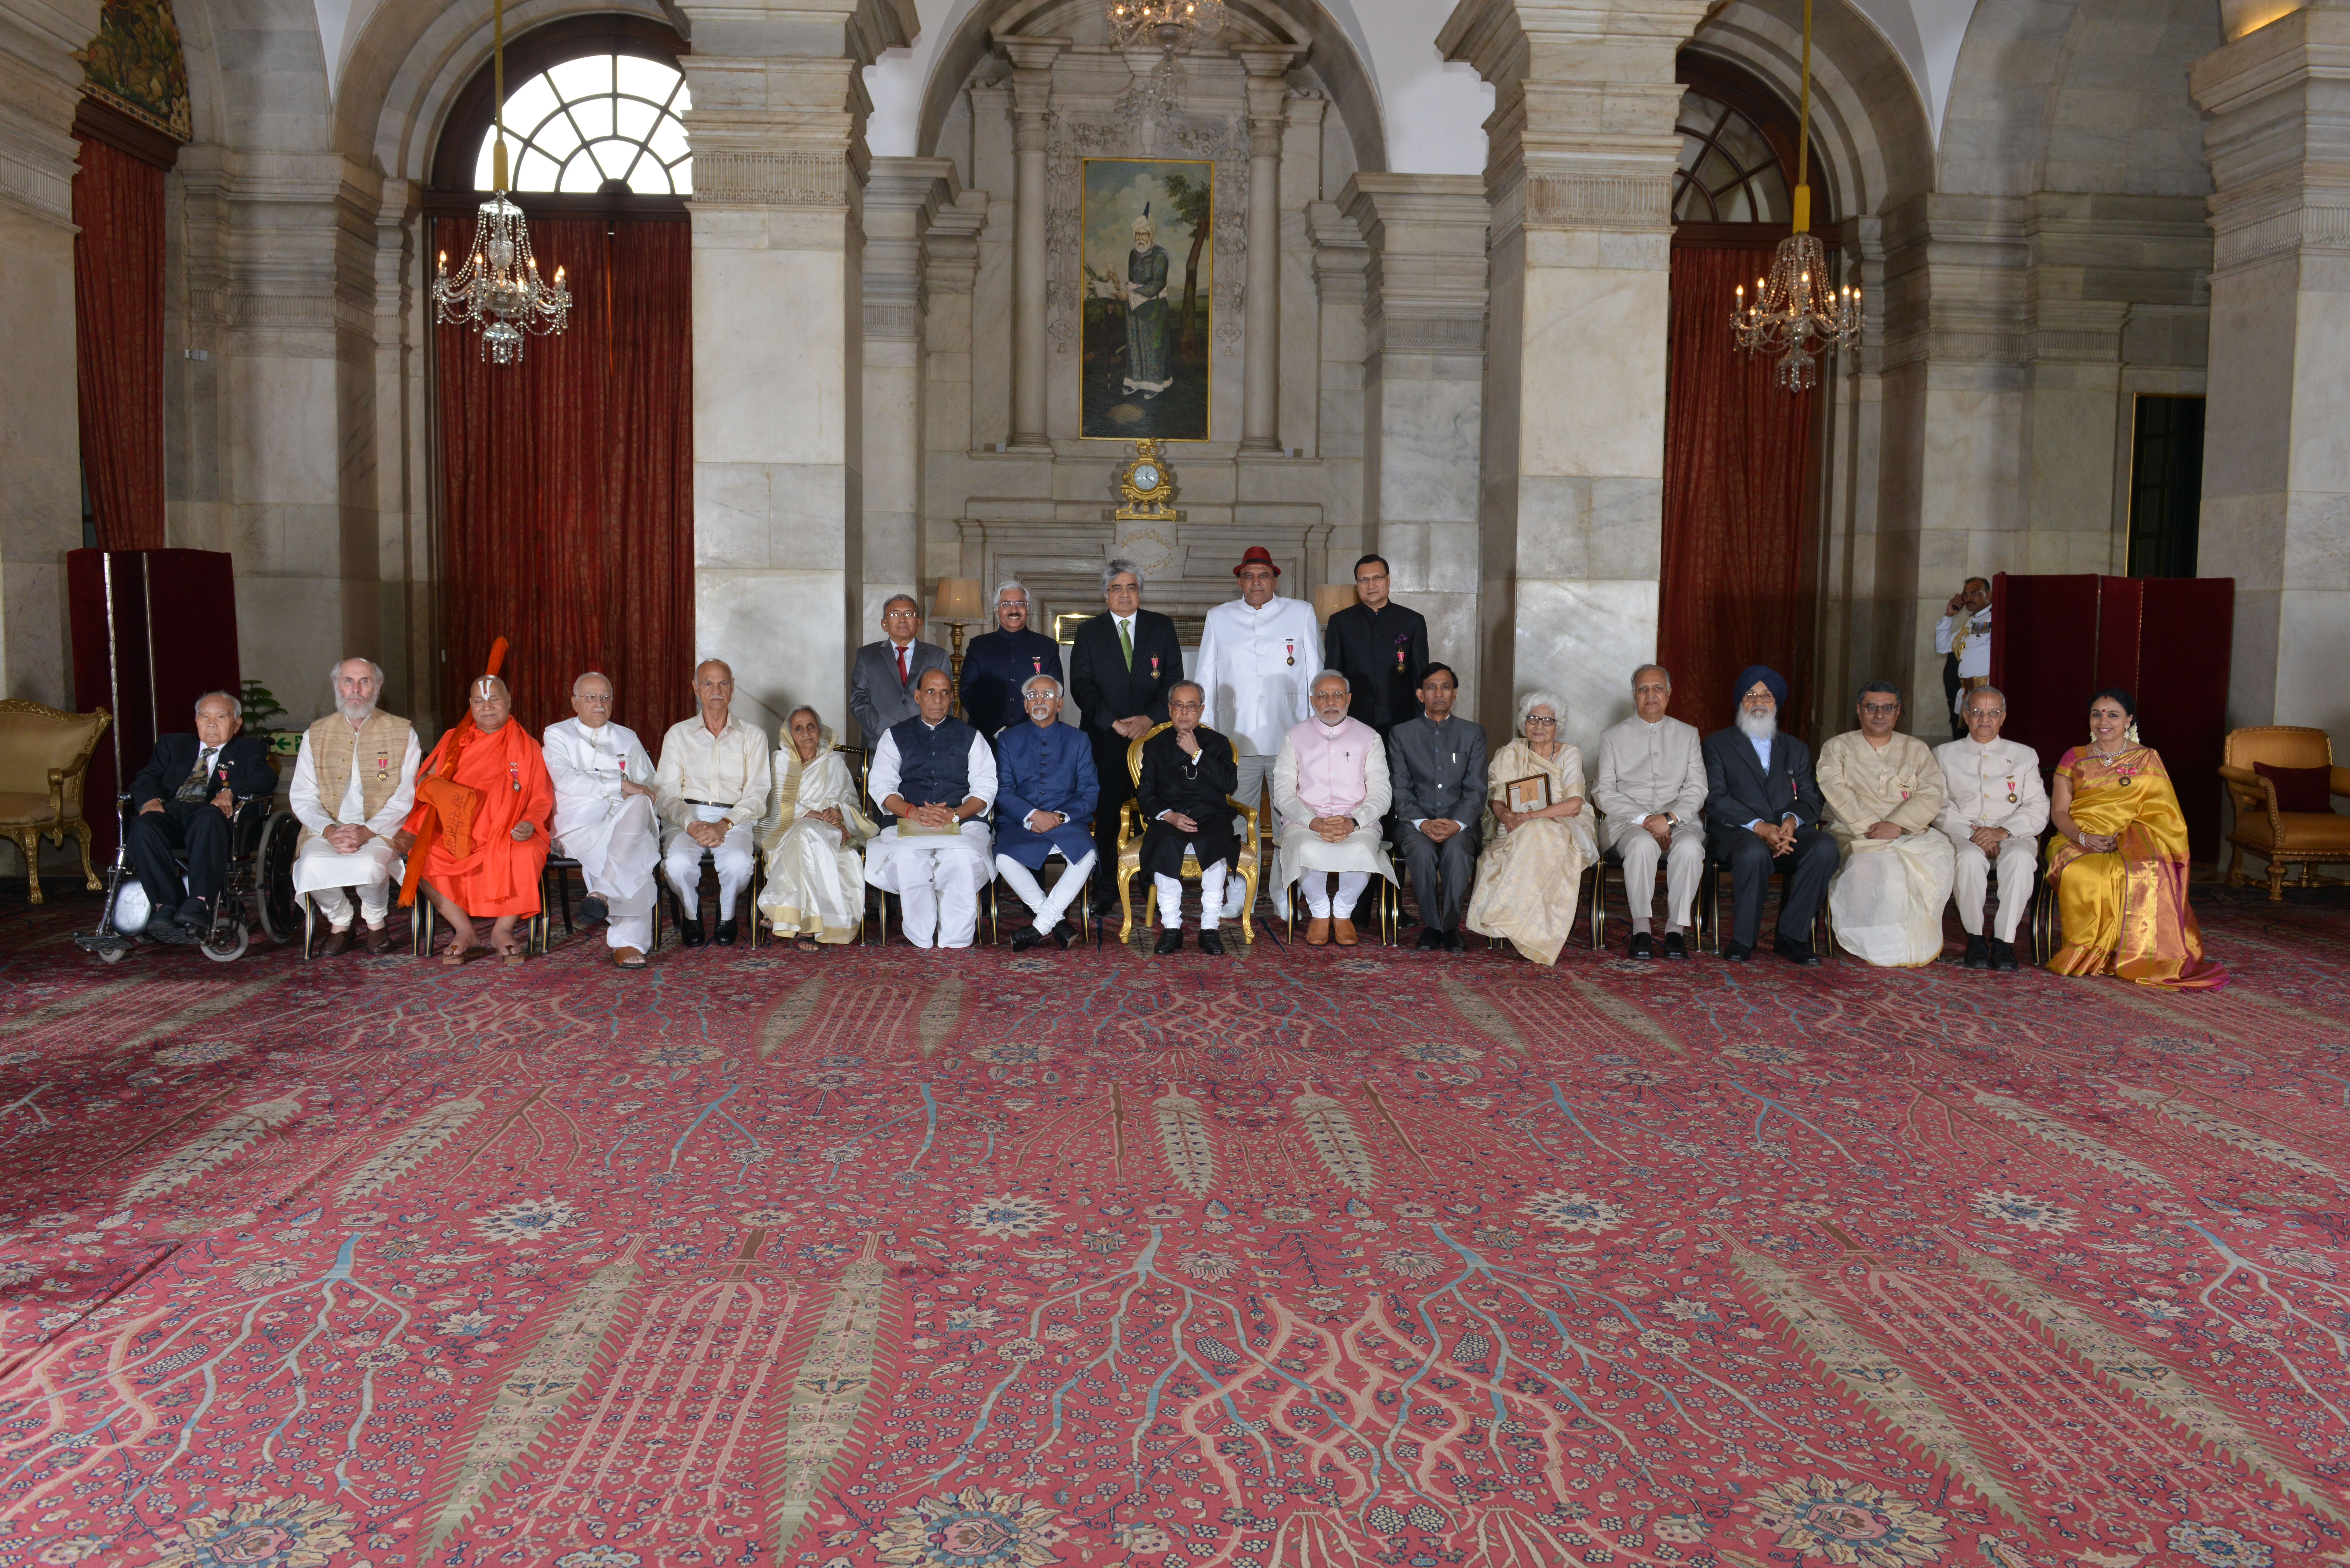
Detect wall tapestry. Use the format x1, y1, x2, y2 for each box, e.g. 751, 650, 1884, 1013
77, 0, 192, 141
1081, 156, 1213, 441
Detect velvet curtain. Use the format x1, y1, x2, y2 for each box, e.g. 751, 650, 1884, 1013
73, 132, 168, 552
435, 216, 693, 741
1658, 242, 1818, 740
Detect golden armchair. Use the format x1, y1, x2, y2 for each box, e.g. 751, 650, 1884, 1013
2219, 725, 2350, 900
1116, 721, 1259, 943
0, 700, 111, 904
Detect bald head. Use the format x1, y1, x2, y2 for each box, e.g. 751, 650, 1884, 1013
693, 659, 734, 733
572, 670, 614, 727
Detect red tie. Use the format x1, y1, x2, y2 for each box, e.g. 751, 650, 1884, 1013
897, 645, 909, 685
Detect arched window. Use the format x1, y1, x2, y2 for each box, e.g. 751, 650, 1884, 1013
1674, 91, 1788, 223
473, 53, 693, 194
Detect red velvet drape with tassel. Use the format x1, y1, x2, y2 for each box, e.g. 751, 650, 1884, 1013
73, 132, 168, 552
1658, 243, 1818, 740
435, 216, 693, 740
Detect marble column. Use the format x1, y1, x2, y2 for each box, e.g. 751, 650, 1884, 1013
679, 0, 914, 739
1440, 0, 1709, 763
1235, 45, 1300, 456
998, 35, 1064, 452
0, 0, 99, 706
2194, 1, 2350, 737
862, 157, 956, 631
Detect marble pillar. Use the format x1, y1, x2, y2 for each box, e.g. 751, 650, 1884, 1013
863, 157, 956, 631
2194, 3, 2350, 738
0, 0, 99, 705
922, 188, 987, 581
1235, 46, 1300, 456
999, 35, 1064, 452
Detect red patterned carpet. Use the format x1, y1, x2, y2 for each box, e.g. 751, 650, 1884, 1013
0, 887, 2345, 1568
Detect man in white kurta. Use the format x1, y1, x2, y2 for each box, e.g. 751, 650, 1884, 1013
1818, 682, 1955, 967
1193, 546, 1319, 919
1934, 684, 2049, 971
542, 671, 660, 967
867, 668, 997, 949
289, 658, 422, 954
1591, 664, 1709, 958
653, 660, 772, 946
1271, 671, 1396, 946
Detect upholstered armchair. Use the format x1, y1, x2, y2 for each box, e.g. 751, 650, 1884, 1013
2220, 726, 2350, 900
0, 700, 111, 904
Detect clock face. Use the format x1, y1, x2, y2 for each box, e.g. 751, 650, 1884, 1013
1132, 464, 1161, 492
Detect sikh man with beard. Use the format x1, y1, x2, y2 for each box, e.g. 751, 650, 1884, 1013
1700, 664, 1837, 964
288, 657, 423, 954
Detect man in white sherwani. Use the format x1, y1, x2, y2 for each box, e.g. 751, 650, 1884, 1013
867, 668, 997, 949
1817, 681, 1956, 966
1934, 684, 2049, 972
543, 671, 660, 969
1592, 664, 1709, 960
1271, 671, 1396, 946
654, 660, 772, 948
1194, 545, 1320, 921
289, 657, 421, 954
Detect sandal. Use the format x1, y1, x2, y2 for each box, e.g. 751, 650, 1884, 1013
440, 942, 482, 966
498, 943, 528, 967
794, 934, 821, 953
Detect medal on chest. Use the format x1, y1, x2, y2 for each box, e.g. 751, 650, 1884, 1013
1031, 657, 1042, 674
509, 762, 522, 793
2005, 774, 2016, 804
375, 753, 390, 782
1284, 639, 1296, 667
1151, 655, 1161, 675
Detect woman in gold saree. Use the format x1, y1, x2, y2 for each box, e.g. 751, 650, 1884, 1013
1466, 691, 1596, 965
2044, 687, 2226, 989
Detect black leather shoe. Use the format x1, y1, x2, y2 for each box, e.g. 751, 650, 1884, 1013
1989, 937, 2020, 972
1198, 929, 1225, 956
1154, 928, 1183, 955
176, 897, 214, 930
680, 918, 707, 948
1010, 923, 1048, 952
1051, 920, 1078, 950
1628, 931, 1655, 960
1773, 936, 1823, 966
1442, 928, 1466, 953
145, 912, 196, 945
1963, 933, 1993, 969
714, 917, 739, 946
1415, 926, 1444, 952
579, 895, 609, 926
1663, 931, 1688, 960
1723, 940, 1754, 963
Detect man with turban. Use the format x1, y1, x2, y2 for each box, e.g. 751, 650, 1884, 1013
392, 647, 554, 964
1699, 664, 1836, 964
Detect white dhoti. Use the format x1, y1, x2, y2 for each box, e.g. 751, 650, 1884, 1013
1275, 827, 1394, 920
1829, 832, 1956, 966
868, 822, 993, 948
1947, 829, 2037, 941
292, 836, 402, 931
663, 806, 756, 921
763, 818, 868, 943
557, 793, 660, 950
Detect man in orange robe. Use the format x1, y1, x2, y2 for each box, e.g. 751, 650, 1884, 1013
392, 673, 553, 963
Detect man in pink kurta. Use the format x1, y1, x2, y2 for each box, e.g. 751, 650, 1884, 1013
1269, 671, 1395, 945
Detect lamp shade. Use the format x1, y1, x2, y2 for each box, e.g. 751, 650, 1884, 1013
935, 577, 985, 619
1312, 584, 1357, 622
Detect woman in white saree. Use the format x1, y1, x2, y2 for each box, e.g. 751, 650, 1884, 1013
1465, 691, 1597, 965
758, 707, 876, 950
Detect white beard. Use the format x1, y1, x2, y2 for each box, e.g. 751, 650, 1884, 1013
1737, 707, 1778, 743
340, 699, 377, 726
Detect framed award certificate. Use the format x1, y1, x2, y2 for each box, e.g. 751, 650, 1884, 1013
1504, 774, 1551, 815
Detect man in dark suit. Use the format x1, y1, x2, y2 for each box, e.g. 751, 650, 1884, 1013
1068, 557, 1182, 896
849, 593, 950, 746
1135, 681, 1240, 955
1386, 664, 1487, 950
958, 580, 1064, 740
1323, 554, 1429, 735
126, 690, 276, 941
1701, 663, 1837, 964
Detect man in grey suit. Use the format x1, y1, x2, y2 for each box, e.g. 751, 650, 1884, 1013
850, 592, 949, 747
1386, 664, 1487, 951
1592, 663, 1709, 960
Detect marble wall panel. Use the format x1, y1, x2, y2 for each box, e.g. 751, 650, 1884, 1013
1372, 373, 1481, 528
694, 241, 852, 469
0, 210, 80, 705
1511, 577, 1661, 771
1516, 265, 1671, 482
698, 567, 855, 738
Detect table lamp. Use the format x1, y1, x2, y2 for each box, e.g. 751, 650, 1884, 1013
1312, 583, 1357, 622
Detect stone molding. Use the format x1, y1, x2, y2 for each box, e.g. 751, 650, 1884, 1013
921, 190, 988, 295
0, 7, 100, 227
0, 141, 71, 223
693, 147, 856, 208
1522, 170, 1672, 230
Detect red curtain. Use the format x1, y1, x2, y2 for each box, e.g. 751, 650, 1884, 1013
73, 132, 167, 552
1658, 243, 1818, 740
436, 216, 693, 741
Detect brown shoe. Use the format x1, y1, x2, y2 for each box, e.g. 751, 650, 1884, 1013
1333, 917, 1359, 946
612, 946, 647, 969
363, 924, 392, 954
319, 927, 351, 957
1305, 916, 1331, 946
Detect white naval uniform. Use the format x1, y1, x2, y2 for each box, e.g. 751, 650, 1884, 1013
289, 724, 422, 931
866, 726, 998, 949
653, 715, 773, 923
1194, 593, 1320, 915
1936, 607, 1993, 713
542, 716, 660, 951
1933, 734, 2049, 941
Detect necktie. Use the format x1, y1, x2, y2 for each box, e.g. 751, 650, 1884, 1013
1119, 618, 1133, 671
896, 645, 909, 685
177, 747, 218, 803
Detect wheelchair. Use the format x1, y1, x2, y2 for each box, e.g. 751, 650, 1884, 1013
75, 791, 301, 964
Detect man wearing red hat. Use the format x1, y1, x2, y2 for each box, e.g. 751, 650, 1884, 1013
1194, 546, 1320, 923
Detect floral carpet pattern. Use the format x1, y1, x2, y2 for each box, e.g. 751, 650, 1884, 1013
0, 889, 2344, 1568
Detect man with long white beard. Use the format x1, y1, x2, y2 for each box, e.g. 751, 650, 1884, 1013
1700, 664, 1837, 964
543, 672, 661, 968
289, 657, 423, 954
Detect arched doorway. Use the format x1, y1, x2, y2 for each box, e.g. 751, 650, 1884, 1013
1657, 53, 1831, 739
427, 14, 694, 740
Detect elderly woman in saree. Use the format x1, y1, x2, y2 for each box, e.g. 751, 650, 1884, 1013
1466, 691, 1597, 965
757, 706, 876, 951
2044, 687, 2227, 989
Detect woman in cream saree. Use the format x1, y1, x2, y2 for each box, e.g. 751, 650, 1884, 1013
2044, 688, 2226, 989
758, 708, 876, 949
1465, 691, 1597, 965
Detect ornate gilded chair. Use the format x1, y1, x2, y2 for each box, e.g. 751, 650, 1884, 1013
1115, 722, 1259, 943
2219, 726, 2350, 899
0, 700, 110, 904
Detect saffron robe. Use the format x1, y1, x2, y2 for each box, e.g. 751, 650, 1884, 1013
403, 719, 554, 916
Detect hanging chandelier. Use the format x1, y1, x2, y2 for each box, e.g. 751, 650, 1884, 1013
432, 0, 570, 364
1104, 0, 1226, 56
1730, 0, 1860, 392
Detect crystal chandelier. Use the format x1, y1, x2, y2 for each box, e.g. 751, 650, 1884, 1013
432, 0, 570, 364
1730, 0, 1860, 392
1105, 0, 1226, 56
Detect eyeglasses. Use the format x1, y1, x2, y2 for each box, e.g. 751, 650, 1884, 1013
1524, 716, 1558, 728
1860, 703, 1900, 716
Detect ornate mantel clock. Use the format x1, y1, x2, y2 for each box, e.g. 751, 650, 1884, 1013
1114, 439, 1180, 523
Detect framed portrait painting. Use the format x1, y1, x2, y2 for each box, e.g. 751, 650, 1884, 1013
1081, 157, 1212, 441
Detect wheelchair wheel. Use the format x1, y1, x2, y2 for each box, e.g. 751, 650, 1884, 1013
200, 920, 250, 963
95, 941, 129, 964
254, 810, 302, 945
